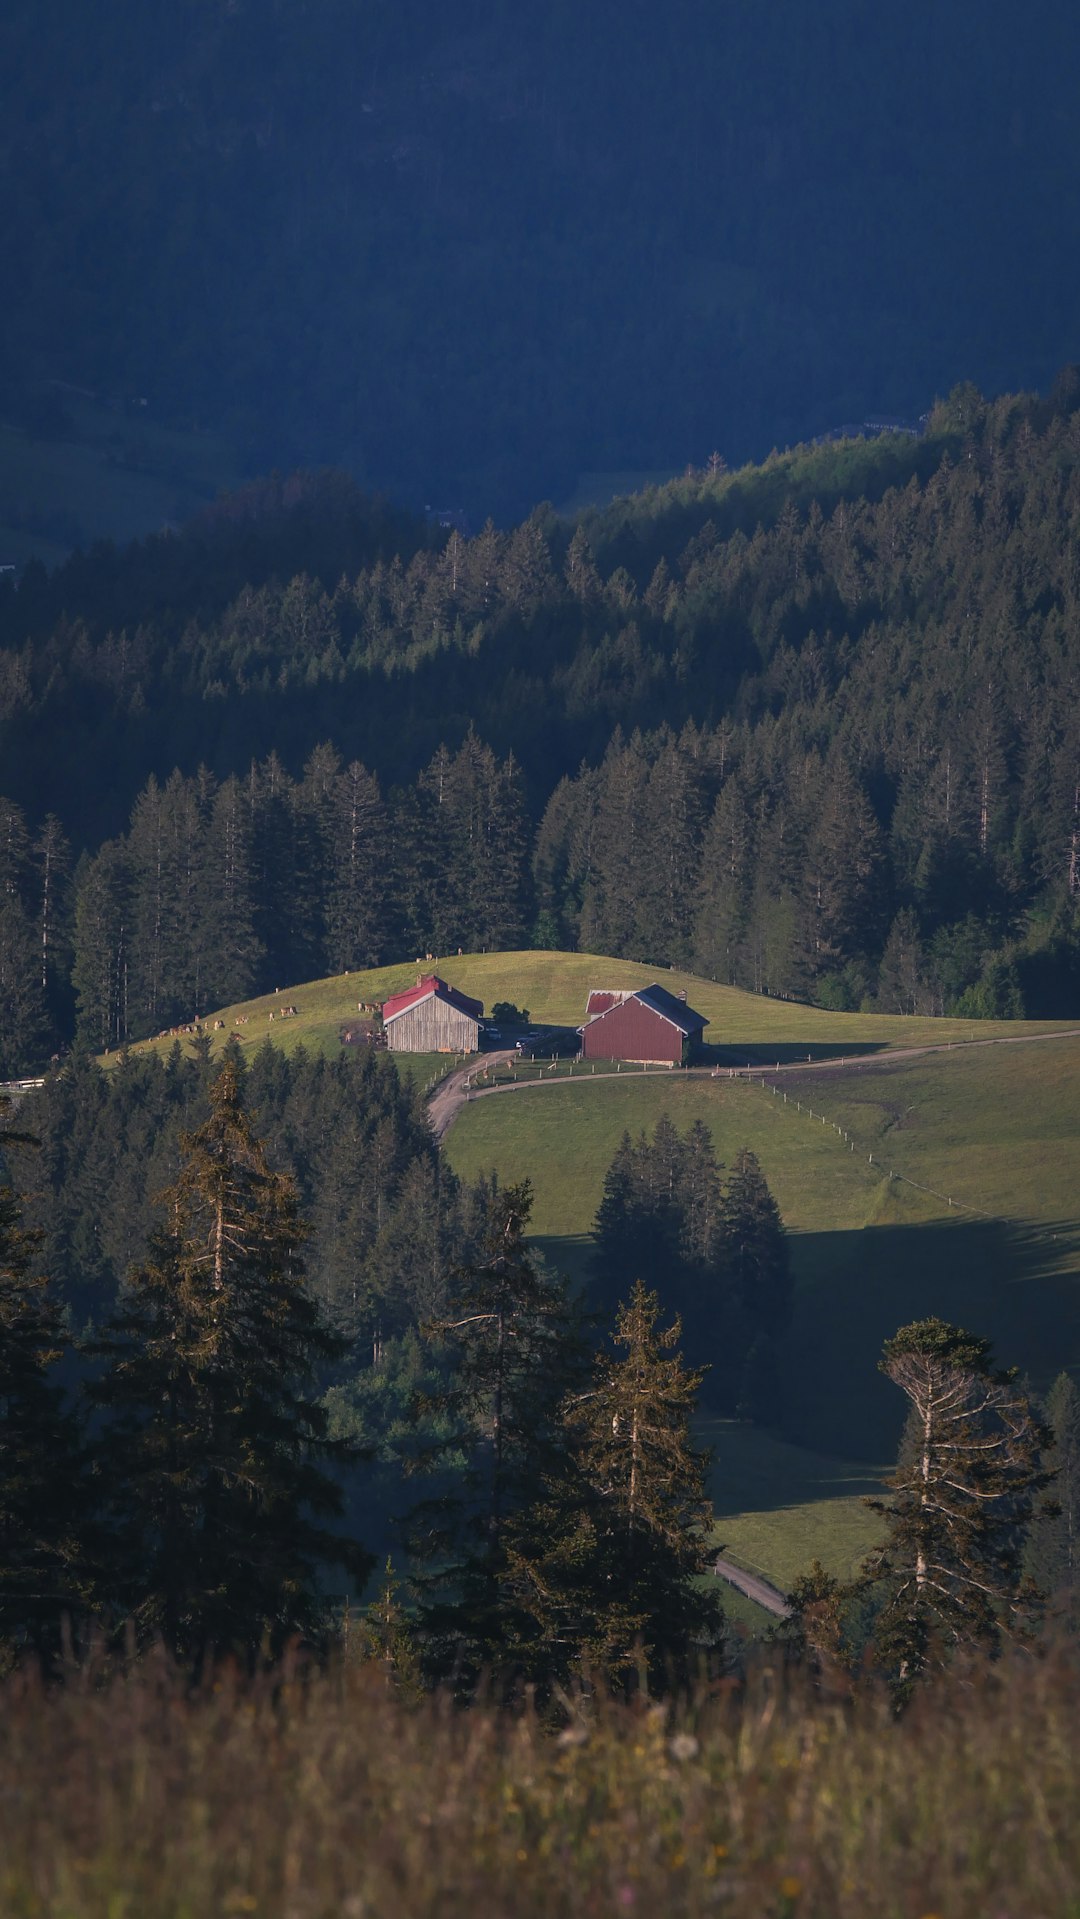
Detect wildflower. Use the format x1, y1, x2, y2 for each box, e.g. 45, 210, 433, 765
779, 1876, 803, 1900
669, 1732, 699, 1763
556, 1723, 589, 1748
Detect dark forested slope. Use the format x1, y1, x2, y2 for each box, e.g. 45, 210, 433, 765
2, 384, 1080, 1067
2, 0, 1079, 523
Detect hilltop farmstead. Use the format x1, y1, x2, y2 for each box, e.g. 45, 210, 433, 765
579, 984, 708, 1065
381, 975, 484, 1052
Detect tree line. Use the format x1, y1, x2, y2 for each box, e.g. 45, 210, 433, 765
4, 385, 1080, 1073
0, 1063, 723, 1690
2, 1059, 1080, 1704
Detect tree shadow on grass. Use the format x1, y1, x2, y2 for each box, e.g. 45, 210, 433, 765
779, 1214, 1080, 1465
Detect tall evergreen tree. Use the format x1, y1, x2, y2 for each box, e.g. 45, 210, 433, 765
1026, 1371, 1080, 1608
91, 1063, 369, 1661
557, 1280, 723, 1687
0, 798, 51, 1074
323, 758, 387, 971
863, 1317, 1050, 1703
411, 1181, 583, 1689
720, 1146, 791, 1420
0, 1109, 90, 1658
71, 839, 132, 1050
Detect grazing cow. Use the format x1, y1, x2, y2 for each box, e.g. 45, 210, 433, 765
235, 1015, 249, 1025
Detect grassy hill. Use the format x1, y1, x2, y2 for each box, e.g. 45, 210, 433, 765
111, 949, 1079, 1601
111, 946, 1075, 1071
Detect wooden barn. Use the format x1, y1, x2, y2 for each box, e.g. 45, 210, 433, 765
381, 975, 484, 1053
579, 983, 708, 1065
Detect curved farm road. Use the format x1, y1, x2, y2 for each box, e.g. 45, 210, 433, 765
713, 1555, 791, 1618
427, 1027, 1080, 1143
426, 1051, 516, 1142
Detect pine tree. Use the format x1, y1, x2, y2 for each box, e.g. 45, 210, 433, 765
557, 1280, 723, 1688
797, 757, 886, 991
863, 1317, 1050, 1703
346, 1557, 422, 1699
876, 907, 927, 1015
693, 773, 755, 984
323, 759, 387, 971
411, 1182, 584, 1689
578, 732, 652, 958
71, 839, 132, 1050
591, 1126, 682, 1317
720, 1147, 791, 1420
33, 813, 70, 1028
91, 1063, 370, 1662
0, 1109, 90, 1658
1026, 1371, 1080, 1608
199, 775, 262, 1008
0, 798, 51, 1074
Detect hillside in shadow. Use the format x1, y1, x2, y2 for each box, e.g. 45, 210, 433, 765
778, 1214, 1080, 1461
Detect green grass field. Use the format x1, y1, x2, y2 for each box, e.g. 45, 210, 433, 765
704, 1422, 885, 1595
444, 1039, 1080, 1461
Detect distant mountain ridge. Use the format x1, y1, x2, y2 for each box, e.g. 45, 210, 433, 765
2, 0, 1079, 523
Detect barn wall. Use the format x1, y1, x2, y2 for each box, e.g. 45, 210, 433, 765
581, 1000, 683, 1063
386, 1000, 479, 1052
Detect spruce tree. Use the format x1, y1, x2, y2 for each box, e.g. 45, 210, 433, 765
91, 1062, 369, 1662
410, 1181, 584, 1690
1026, 1371, 1080, 1609
721, 1147, 791, 1420
557, 1280, 723, 1689
864, 1317, 1050, 1703
0, 1111, 90, 1658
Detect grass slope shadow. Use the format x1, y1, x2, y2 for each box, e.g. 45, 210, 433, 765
778, 1213, 1080, 1462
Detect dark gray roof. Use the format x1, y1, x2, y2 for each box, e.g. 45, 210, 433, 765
633, 983, 708, 1035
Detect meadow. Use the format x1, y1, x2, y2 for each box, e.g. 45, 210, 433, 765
1, 1644, 1077, 1919
451, 1037, 1079, 1417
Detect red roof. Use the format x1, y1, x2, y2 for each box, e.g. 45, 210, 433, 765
585, 989, 630, 1016
381, 975, 484, 1025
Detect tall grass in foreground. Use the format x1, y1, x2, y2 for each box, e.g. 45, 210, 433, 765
1, 1645, 1077, 1918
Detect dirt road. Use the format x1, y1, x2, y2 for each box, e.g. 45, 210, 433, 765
426, 1051, 516, 1142
713, 1554, 792, 1617
427, 1027, 1080, 1143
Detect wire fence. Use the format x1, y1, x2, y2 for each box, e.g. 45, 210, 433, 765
736, 1068, 1006, 1224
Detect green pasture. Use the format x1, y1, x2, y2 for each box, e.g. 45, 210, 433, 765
109, 946, 1074, 1074
445, 1030, 1080, 1472
705, 1422, 886, 1594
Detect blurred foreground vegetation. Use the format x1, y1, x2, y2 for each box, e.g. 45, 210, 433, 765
1, 1640, 1077, 1918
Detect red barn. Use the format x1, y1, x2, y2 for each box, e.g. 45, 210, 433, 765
381, 975, 483, 1052
579, 983, 708, 1064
